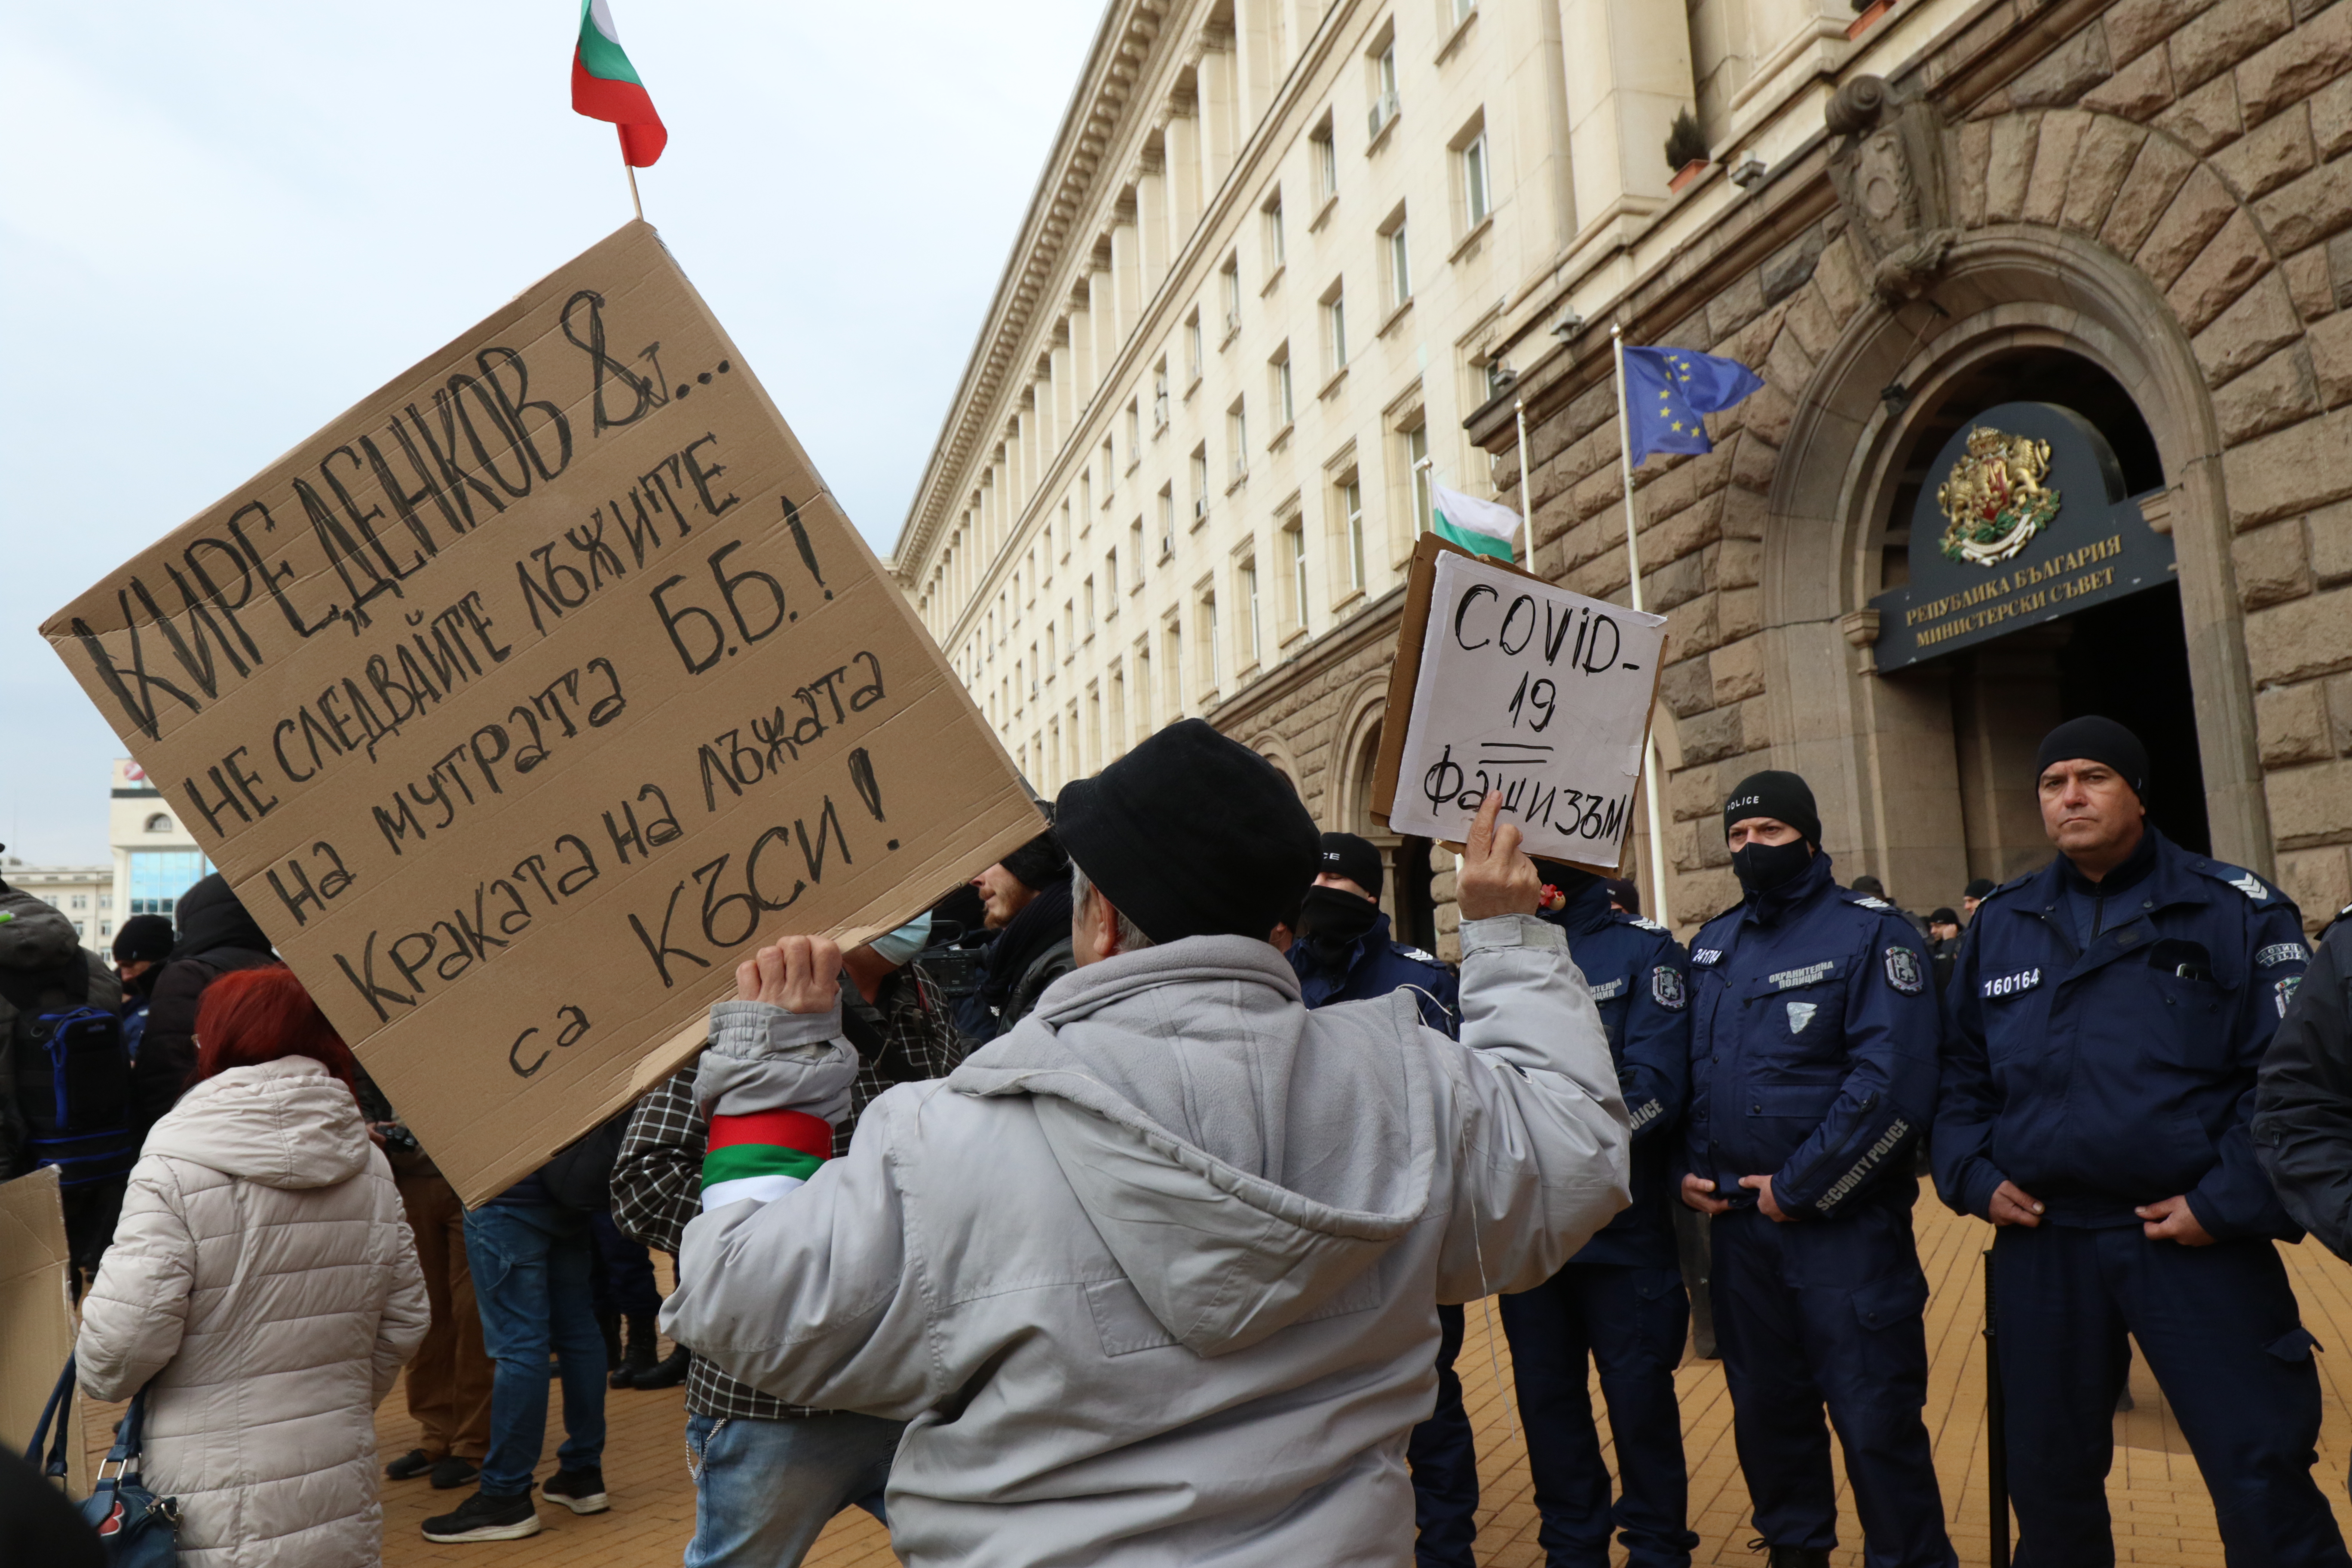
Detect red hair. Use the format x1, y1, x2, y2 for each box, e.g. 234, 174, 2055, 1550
191, 967, 358, 1098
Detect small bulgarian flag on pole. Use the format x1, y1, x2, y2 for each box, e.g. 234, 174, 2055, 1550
573, 0, 668, 181
1430, 481, 1522, 564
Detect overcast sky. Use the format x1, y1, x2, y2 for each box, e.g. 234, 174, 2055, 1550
0, 0, 1102, 865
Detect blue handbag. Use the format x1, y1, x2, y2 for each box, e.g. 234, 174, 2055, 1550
28, 1355, 181, 1566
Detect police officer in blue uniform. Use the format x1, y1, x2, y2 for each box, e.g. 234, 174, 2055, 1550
1681, 772, 1954, 1568
1937, 717, 2346, 1568
1499, 858, 1700, 1568
1289, 832, 1469, 1568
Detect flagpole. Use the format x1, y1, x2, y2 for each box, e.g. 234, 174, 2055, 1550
1614, 324, 1673, 931
1513, 397, 1534, 568
622, 130, 644, 221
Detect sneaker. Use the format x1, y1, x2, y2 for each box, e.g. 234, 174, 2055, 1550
542, 1467, 610, 1515
429, 1455, 481, 1490
422, 1489, 541, 1543
385, 1447, 433, 1482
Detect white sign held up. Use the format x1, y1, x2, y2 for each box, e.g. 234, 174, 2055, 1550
1379, 545, 1666, 872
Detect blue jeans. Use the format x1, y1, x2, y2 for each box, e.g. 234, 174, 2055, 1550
463, 1204, 608, 1497
683, 1412, 901, 1567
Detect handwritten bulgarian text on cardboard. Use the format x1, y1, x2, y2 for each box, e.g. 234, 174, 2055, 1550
41, 222, 1039, 1204
1386, 551, 1666, 872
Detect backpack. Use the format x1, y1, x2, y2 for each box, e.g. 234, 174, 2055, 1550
16, 1004, 138, 1190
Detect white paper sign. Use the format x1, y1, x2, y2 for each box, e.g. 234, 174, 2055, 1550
1388, 552, 1667, 870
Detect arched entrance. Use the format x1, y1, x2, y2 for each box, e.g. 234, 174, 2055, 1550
1763, 227, 2269, 903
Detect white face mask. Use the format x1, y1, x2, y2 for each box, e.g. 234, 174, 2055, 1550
868, 913, 934, 966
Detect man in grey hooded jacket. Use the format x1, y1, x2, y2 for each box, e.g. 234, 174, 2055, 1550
662, 719, 1632, 1567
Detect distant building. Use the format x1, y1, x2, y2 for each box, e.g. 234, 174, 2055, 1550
2, 859, 115, 950
110, 759, 211, 931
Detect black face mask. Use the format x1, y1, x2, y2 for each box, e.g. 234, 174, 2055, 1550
1298, 885, 1381, 948
1731, 837, 1813, 896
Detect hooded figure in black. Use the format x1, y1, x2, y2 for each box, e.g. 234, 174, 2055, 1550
953, 830, 1077, 1048
130, 873, 279, 1141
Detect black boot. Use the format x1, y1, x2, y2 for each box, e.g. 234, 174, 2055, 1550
1766, 1548, 1831, 1568
611, 1312, 658, 1389
633, 1344, 690, 1390
597, 1308, 622, 1373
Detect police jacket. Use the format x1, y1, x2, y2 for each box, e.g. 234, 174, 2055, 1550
2255, 919, 2352, 1258
1684, 851, 1938, 1220
1541, 878, 1689, 1267
1289, 910, 1459, 1037
1934, 827, 2308, 1241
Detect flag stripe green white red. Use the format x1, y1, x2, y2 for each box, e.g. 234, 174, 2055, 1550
700, 1107, 831, 1210
573, 0, 668, 168
1431, 482, 1520, 563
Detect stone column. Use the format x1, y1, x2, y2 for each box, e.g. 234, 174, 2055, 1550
1558, 0, 1697, 247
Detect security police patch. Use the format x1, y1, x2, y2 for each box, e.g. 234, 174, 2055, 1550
2230, 871, 2271, 902
2257, 943, 2312, 968
1652, 966, 1687, 1010
1982, 968, 2042, 998
1787, 1001, 1818, 1034
1883, 947, 1925, 995
1693, 948, 1724, 966
1589, 978, 1626, 1002
2278, 975, 2304, 1018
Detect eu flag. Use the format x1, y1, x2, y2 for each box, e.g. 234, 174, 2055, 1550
1621, 346, 1765, 465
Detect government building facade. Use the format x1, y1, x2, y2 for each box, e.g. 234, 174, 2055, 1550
894, 0, 2352, 950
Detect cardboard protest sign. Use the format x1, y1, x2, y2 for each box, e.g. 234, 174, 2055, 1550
1374, 536, 1666, 872
0, 1168, 85, 1493
43, 221, 1040, 1204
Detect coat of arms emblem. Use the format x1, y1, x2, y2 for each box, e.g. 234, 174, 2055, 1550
1936, 426, 2061, 566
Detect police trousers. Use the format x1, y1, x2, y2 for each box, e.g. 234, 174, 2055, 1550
1710, 1203, 1955, 1568
1992, 1223, 2349, 1568
1498, 1262, 1698, 1567
1407, 1302, 1478, 1568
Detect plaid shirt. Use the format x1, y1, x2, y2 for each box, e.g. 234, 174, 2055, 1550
611, 963, 962, 1421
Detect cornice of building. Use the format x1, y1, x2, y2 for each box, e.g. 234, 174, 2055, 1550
902, 0, 1366, 660
890, 0, 1174, 580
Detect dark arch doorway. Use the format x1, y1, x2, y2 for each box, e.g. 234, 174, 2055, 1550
1880, 348, 2208, 886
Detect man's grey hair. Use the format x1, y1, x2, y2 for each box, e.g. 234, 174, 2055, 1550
1072, 864, 1155, 953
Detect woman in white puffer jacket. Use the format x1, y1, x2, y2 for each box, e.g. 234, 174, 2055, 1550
78, 965, 429, 1568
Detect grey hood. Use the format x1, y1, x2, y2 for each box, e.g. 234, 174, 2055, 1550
947, 935, 1436, 1357
144, 1056, 373, 1189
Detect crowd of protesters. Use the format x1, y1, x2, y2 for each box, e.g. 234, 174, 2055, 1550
11, 709, 2352, 1568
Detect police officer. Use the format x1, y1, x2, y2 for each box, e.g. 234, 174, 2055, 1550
1938, 717, 2347, 1568
1499, 859, 1699, 1568
1681, 771, 1954, 1568
1289, 832, 1468, 1568
1291, 832, 1458, 1032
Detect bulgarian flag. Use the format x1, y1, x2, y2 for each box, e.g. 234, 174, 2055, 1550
573, 0, 668, 168
701, 1107, 832, 1210
1431, 481, 1521, 564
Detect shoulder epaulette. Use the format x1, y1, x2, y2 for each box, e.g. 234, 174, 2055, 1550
1623, 915, 1670, 934
2197, 861, 2277, 903
1393, 944, 1442, 966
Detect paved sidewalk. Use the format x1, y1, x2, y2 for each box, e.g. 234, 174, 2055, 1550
87, 1180, 2352, 1565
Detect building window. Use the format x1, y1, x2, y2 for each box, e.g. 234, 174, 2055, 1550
1200, 593, 1222, 694
1059, 499, 1073, 560
129, 849, 211, 918
1238, 557, 1261, 667
1312, 115, 1338, 203
1133, 516, 1149, 582
1164, 622, 1185, 714
1384, 212, 1412, 310
70, 894, 87, 910
1221, 254, 1242, 340
1190, 447, 1210, 524
1102, 435, 1117, 494
1153, 361, 1170, 430
1159, 485, 1177, 556
1110, 664, 1127, 748
1406, 424, 1433, 536
1461, 129, 1491, 227
1322, 285, 1348, 375
1136, 643, 1154, 731
1228, 401, 1248, 481
143, 813, 172, 834
1127, 399, 1142, 460
1454, 0, 1477, 25
1185, 310, 1204, 384
1342, 475, 1367, 591
1262, 191, 1285, 272
1284, 517, 1311, 631
97, 894, 110, 910
1271, 346, 1295, 429
1064, 600, 1076, 659
1369, 38, 1400, 138
1083, 576, 1096, 632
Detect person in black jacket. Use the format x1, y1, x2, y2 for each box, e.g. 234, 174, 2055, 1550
130, 874, 278, 1143
952, 830, 1075, 1048
2255, 905, 2352, 1259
